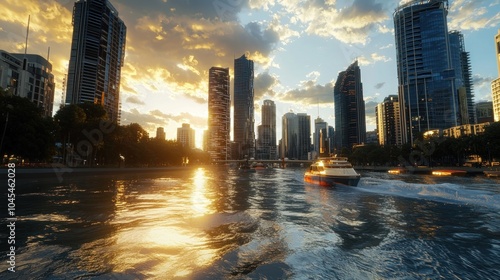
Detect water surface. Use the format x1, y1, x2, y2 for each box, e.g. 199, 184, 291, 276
1, 167, 499, 279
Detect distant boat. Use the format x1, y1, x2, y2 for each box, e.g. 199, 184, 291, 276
304, 157, 361, 187
251, 162, 267, 170
238, 161, 256, 173
484, 170, 500, 177
388, 168, 407, 174
432, 169, 467, 176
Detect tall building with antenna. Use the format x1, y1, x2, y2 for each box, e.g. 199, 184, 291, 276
66, 0, 126, 123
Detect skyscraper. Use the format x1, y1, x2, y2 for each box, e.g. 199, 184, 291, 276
334, 60, 366, 152
66, 0, 126, 123
449, 31, 475, 125
313, 117, 327, 157
297, 113, 311, 160
233, 54, 255, 159
281, 111, 298, 159
208, 67, 230, 162
177, 123, 195, 149
492, 29, 500, 122
280, 111, 311, 160
376, 95, 402, 146
394, 0, 468, 144
256, 100, 277, 160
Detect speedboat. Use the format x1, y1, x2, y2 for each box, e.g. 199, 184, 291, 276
304, 157, 361, 187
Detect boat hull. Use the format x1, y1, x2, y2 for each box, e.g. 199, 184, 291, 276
304, 173, 360, 187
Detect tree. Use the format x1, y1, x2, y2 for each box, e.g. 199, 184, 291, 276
0, 91, 56, 162
54, 104, 86, 165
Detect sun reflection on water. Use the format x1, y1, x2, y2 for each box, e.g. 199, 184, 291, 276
191, 167, 214, 216
105, 168, 218, 278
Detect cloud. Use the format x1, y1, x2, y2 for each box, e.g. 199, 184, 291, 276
448, 0, 500, 30
125, 95, 145, 105
278, 81, 335, 105
289, 0, 389, 44
254, 72, 279, 100
358, 52, 391, 66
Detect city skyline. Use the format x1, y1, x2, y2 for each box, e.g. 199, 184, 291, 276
0, 0, 499, 148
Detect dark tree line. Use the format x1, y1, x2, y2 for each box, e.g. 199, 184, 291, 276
1, 89, 210, 166
348, 124, 500, 167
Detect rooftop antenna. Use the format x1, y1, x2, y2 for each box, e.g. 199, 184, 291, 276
24, 15, 30, 54
47, 46, 50, 62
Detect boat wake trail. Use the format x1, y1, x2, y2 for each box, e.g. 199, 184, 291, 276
357, 177, 500, 210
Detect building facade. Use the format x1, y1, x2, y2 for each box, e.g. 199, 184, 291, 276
334, 60, 366, 152
0, 50, 55, 117
66, 0, 126, 123
476, 102, 494, 124
256, 99, 277, 160
280, 111, 311, 160
233, 54, 255, 159
394, 0, 465, 144
156, 127, 166, 140
493, 30, 500, 122
208, 67, 230, 162
313, 117, 327, 158
449, 31, 475, 125
177, 123, 195, 149
376, 95, 402, 146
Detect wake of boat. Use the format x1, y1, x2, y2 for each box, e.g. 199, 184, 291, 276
357, 177, 500, 210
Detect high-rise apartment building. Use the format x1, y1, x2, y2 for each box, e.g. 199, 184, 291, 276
177, 123, 195, 149
0, 51, 55, 117
394, 0, 474, 144
66, 0, 126, 123
449, 31, 475, 125
256, 99, 277, 160
376, 95, 402, 146
280, 111, 311, 160
233, 54, 255, 159
493, 29, 500, 122
208, 67, 230, 162
334, 60, 366, 152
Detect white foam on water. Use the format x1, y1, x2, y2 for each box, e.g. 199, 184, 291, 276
357, 177, 500, 210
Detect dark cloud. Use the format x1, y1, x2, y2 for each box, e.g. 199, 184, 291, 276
254, 72, 279, 100
374, 82, 385, 90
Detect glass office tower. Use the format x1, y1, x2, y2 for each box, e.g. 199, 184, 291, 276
333, 60, 366, 152
233, 54, 255, 159
394, 0, 459, 144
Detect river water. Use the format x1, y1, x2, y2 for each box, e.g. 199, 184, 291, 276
1, 166, 500, 279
